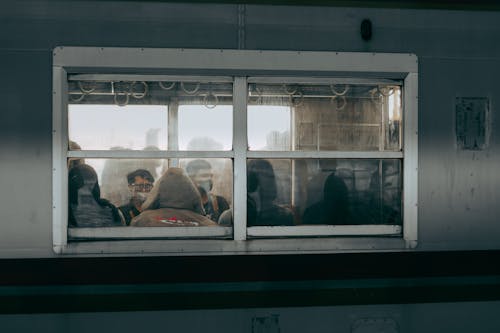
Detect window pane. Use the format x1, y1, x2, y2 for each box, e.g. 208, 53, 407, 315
68, 80, 233, 151
248, 83, 402, 151
248, 105, 291, 150
69, 105, 168, 150
247, 159, 402, 226
178, 105, 233, 150
68, 158, 232, 227
179, 158, 233, 223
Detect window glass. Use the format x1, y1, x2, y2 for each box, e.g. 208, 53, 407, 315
68, 80, 233, 151
246, 158, 402, 227
69, 105, 168, 150
248, 105, 291, 150
68, 158, 233, 227
247, 83, 402, 151
178, 105, 233, 150
179, 158, 233, 223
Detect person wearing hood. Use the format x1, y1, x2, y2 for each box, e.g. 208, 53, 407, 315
68, 164, 123, 227
247, 159, 294, 226
118, 169, 155, 226
302, 172, 352, 225
130, 167, 217, 227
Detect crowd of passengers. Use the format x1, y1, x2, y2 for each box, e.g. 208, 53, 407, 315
69, 149, 395, 228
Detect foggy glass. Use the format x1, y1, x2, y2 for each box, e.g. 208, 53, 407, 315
68, 158, 232, 227
178, 105, 233, 150
248, 105, 291, 150
247, 158, 402, 226
68, 80, 234, 151
85, 158, 165, 207
68, 105, 168, 150
247, 83, 402, 151
178, 158, 233, 207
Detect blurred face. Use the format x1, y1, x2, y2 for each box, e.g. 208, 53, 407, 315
192, 168, 213, 193
129, 176, 153, 204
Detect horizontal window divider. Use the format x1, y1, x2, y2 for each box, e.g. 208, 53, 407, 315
60, 237, 408, 255
68, 74, 233, 83
68, 226, 233, 239
246, 151, 403, 159
54, 48, 417, 74
247, 225, 402, 237
248, 77, 402, 85
318, 123, 380, 127
67, 150, 235, 159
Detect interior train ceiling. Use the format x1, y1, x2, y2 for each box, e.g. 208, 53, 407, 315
101, 0, 500, 11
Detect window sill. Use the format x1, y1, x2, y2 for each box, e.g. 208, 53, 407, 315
55, 237, 412, 256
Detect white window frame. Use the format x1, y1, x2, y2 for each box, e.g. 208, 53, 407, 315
53, 47, 418, 255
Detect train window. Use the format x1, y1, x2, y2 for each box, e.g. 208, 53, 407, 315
248, 83, 401, 152
64, 78, 234, 240
53, 48, 417, 254
246, 158, 401, 230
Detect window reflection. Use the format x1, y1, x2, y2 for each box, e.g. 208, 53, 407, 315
68, 164, 123, 227
131, 167, 217, 227
68, 158, 233, 228
248, 83, 402, 151
247, 159, 402, 226
247, 159, 294, 226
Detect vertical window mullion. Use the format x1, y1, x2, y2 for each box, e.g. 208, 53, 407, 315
403, 72, 418, 248
233, 77, 248, 241
168, 98, 179, 166
53, 66, 69, 252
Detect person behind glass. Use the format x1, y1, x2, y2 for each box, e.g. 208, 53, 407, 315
130, 167, 216, 227
68, 164, 123, 227
118, 169, 155, 226
302, 172, 351, 225
68, 140, 85, 170
247, 159, 294, 226
185, 159, 230, 223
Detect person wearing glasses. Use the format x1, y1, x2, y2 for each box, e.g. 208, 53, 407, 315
118, 169, 155, 225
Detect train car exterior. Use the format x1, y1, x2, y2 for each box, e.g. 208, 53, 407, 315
1, 1, 500, 332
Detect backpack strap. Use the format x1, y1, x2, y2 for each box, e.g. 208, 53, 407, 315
210, 193, 219, 215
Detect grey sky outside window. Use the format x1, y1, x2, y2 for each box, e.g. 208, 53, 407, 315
178, 105, 233, 151
69, 105, 168, 151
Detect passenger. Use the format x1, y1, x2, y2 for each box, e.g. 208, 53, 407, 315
306, 159, 338, 208
68, 140, 85, 170
68, 164, 123, 227
185, 159, 230, 222
130, 167, 216, 227
100, 146, 161, 207
247, 159, 294, 226
118, 169, 155, 226
302, 172, 351, 225
217, 193, 257, 227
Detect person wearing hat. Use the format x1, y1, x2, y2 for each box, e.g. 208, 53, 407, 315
130, 167, 216, 227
